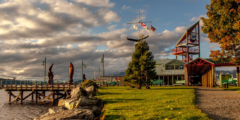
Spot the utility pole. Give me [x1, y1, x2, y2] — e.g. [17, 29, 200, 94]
[45, 57, 46, 84]
[82, 61, 83, 80]
[42, 57, 46, 84]
[102, 54, 104, 77]
[99, 67, 100, 78]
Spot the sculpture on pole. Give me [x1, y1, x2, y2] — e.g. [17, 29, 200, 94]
[47, 63, 54, 85]
[68, 62, 74, 84]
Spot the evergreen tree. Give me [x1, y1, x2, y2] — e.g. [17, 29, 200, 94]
[201, 0, 240, 63]
[124, 35, 158, 89]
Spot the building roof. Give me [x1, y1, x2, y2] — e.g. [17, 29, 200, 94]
[175, 21, 199, 47]
[155, 59, 185, 75]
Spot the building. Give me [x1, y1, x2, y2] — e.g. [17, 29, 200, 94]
[184, 57, 240, 87]
[155, 59, 185, 85]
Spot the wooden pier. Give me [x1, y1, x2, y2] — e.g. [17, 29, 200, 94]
[2, 84, 81, 105]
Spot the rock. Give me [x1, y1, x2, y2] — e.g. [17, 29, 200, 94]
[58, 99, 65, 107]
[85, 85, 99, 96]
[49, 107, 64, 114]
[64, 98, 80, 110]
[34, 108, 95, 120]
[70, 87, 88, 99]
[34, 112, 50, 120]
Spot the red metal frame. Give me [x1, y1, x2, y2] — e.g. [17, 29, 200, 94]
[172, 21, 200, 62]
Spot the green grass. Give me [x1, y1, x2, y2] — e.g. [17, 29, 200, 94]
[221, 85, 240, 91]
[96, 86, 209, 120]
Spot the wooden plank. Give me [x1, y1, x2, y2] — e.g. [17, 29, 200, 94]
[22, 92, 33, 100]
[20, 91, 23, 104]
[40, 92, 54, 102]
[184, 66, 189, 86]
[8, 91, 11, 103]
[12, 92, 21, 102]
[35, 91, 37, 103]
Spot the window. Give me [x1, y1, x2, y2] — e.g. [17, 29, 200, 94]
[175, 65, 179, 69]
[166, 65, 174, 70]
[180, 65, 184, 69]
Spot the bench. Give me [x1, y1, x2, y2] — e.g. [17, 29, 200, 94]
[150, 80, 163, 85]
[173, 80, 185, 86]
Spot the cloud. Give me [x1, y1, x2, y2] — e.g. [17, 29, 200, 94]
[107, 24, 117, 31]
[122, 5, 131, 10]
[174, 26, 188, 33]
[0, 0, 207, 80]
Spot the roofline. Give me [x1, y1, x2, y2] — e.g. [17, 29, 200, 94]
[164, 59, 186, 65]
[184, 57, 214, 66]
[175, 21, 200, 47]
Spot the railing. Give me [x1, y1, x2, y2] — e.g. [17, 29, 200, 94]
[172, 48, 199, 54]
[0, 80, 83, 89]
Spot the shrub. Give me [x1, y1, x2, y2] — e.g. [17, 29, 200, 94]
[81, 79, 99, 89]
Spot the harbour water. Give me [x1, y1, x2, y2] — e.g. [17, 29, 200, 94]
[0, 89, 51, 120]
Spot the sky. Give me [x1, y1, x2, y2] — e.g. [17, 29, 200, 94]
[0, 0, 229, 81]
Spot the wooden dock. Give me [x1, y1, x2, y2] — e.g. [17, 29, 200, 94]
[2, 84, 81, 105]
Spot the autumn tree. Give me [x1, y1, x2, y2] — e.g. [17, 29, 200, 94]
[201, 0, 240, 63]
[124, 35, 158, 89]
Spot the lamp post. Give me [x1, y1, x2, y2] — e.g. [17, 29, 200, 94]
[42, 57, 46, 84]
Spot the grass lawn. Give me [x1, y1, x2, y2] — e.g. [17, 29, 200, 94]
[220, 85, 240, 91]
[96, 86, 209, 120]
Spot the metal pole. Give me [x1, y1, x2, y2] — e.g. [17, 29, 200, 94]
[138, 10, 140, 39]
[82, 61, 83, 80]
[102, 54, 104, 77]
[44, 57, 46, 84]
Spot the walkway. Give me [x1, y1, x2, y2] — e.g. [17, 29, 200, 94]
[195, 87, 240, 120]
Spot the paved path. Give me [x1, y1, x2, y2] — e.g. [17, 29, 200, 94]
[195, 87, 240, 120]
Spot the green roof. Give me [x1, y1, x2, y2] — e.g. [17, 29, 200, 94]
[155, 59, 185, 75]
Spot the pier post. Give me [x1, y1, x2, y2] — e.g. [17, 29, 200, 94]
[52, 91, 55, 105]
[35, 91, 37, 103]
[20, 91, 23, 104]
[43, 91, 45, 98]
[32, 91, 33, 102]
[8, 91, 11, 104]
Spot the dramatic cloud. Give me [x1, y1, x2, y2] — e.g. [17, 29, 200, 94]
[0, 1, 213, 81]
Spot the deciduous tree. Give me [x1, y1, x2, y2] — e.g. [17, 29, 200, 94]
[201, 0, 240, 63]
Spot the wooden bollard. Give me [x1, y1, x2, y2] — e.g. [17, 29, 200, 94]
[8, 91, 11, 104]
[35, 82, 37, 89]
[74, 82, 77, 88]
[57, 83, 59, 89]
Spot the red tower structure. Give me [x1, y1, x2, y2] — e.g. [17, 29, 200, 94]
[172, 21, 200, 62]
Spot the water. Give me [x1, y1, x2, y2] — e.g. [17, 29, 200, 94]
[0, 90, 53, 120]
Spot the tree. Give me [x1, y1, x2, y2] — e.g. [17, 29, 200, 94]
[124, 35, 158, 89]
[201, 0, 240, 63]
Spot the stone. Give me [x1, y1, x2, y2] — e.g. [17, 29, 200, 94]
[64, 98, 80, 110]
[70, 87, 88, 99]
[48, 107, 64, 114]
[34, 109, 95, 120]
[58, 99, 65, 107]
[85, 86, 99, 96]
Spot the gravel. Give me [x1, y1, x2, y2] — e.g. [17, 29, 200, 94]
[195, 87, 240, 120]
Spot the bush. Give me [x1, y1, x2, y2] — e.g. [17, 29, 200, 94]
[81, 80, 99, 89]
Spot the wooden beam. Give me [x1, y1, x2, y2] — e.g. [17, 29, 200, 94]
[22, 92, 33, 100]
[12, 92, 21, 102]
[20, 91, 23, 104]
[184, 66, 189, 86]
[40, 92, 54, 103]
[35, 91, 37, 103]
[8, 91, 11, 103]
